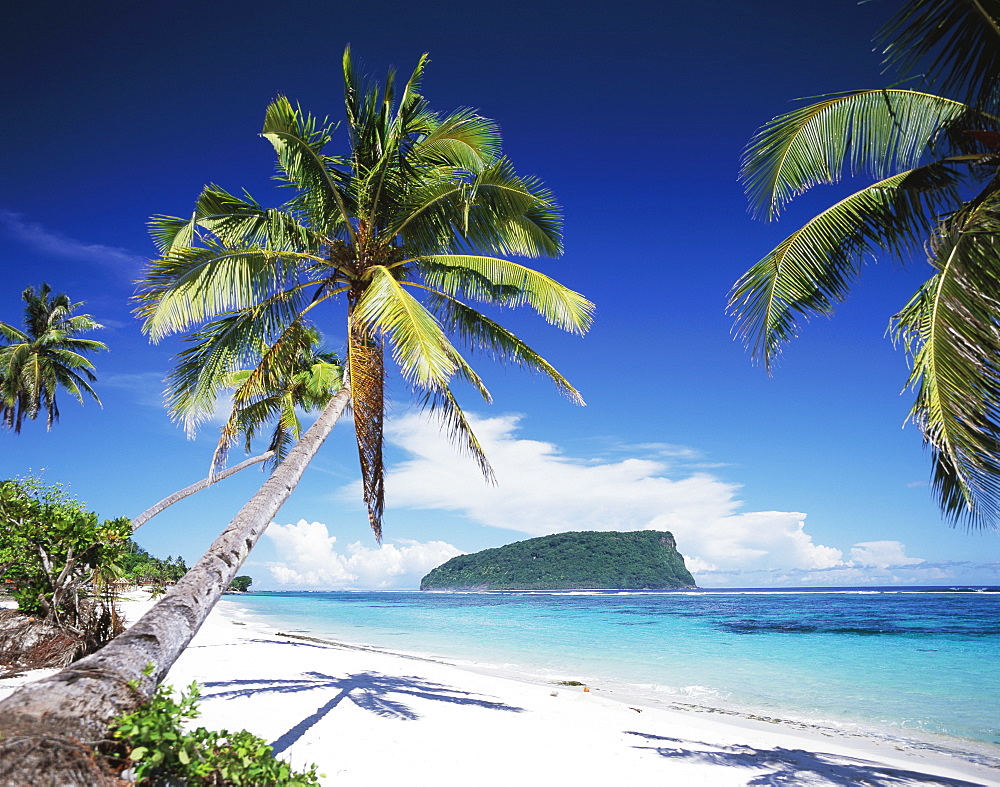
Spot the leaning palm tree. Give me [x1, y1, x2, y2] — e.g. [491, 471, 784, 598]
[730, 0, 1000, 530]
[138, 48, 591, 539]
[0, 283, 107, 432]
[0, 49, 592, 781]
[208, 326, 343, 476]
[128, 329, 342, 531]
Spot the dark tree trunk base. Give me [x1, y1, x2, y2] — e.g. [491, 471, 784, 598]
[0, 730, 124, 786]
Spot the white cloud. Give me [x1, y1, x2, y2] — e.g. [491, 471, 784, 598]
[337, 412, 943, 587]
[0, 209, 141, 273]
[850, 541, 924, 568]
[262, 519, 462, 589]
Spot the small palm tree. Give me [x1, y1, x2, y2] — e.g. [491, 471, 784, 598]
[0, 283, 107, 432]
[730, 0, 1000, 529]
[128, 330, 341, 532]
[210, 326, 343, 475]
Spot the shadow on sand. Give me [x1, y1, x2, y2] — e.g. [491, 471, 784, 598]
[626, 731, 986, 786]
[200, 670, 523, 754]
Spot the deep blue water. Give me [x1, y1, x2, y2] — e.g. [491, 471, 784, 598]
[223, 587, 1000, 754]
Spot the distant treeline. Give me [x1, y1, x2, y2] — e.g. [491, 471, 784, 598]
[122, 543, 188, 583]
[420, 530, 697, 591]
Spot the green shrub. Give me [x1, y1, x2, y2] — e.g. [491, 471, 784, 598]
[109, 680, 322, 785]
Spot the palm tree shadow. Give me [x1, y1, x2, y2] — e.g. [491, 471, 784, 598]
[201, 670, 523, 754]
[626, 731, 986, 786]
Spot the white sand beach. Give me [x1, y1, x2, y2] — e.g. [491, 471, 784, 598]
[2, 595, 998, 786]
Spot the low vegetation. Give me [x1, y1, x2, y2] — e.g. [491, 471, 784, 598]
[0, 477, 130, 669]
[105, 677, 321, 785]
[0, 477, 194, 672]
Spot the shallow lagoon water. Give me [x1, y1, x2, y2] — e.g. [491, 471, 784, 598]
[227, 587, 1000, 755]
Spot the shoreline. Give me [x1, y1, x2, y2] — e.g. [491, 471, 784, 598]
[222, 593, 1000, 768]
[167, 596, 1000, 785]
[2, 594, 998, 785]
[268, 622, 1000, 772]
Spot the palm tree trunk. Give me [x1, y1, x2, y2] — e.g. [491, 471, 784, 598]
[0, 387, 351, 785]
[130, 450, 275, 531]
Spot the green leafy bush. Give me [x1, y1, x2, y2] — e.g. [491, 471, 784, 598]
[0, 476, 129, 631]
[109, 680, 321, 785]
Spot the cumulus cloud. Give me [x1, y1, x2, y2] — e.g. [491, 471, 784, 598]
[850, 541, 924, 568]
[263, 519, 462, 589]
[337, 412, 938, 587]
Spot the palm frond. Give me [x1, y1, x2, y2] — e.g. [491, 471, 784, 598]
[742, 89, 978, 220]
[415, 386, 495, 483]
[731, 163, 964, 369]
[137, 244, 317, 341]
[164, 294, 310, 432]
[880, 0, 1000, 109]
[410, 109, 501, 170]
[893, 190, 1000, 529]
[262, 96, 352, 238]
[355, 265, 465, 390]
[348, 319, 385, 540]
[420, 254, 594, 334]
[429, 291, 585, 404]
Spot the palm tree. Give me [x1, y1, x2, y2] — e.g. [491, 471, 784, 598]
[0, 50, 592, 780]
[137, 47, 591, 538]
[209, 326, 343, 476]
[129, 329, 342, 531]
[0, 283, 107, 432]
[730, 0, 1000, 530]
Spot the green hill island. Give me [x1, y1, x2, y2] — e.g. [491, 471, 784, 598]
[420, 530, 697, 591]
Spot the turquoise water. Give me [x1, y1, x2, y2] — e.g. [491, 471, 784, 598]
[224, 588, 1000, 755]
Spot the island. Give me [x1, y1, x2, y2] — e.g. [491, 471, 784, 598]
[420, 530, 697, 591]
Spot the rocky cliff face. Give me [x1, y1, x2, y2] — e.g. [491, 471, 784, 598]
[420, 530, 697, 591]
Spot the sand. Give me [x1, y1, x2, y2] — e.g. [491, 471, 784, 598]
[2, 594, 998, 786]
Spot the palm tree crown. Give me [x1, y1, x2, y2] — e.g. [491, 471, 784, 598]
[0, 283, 107, 432]
[211, 326, 343, 475]
[136, 48, 593, 538]
[730, 0, 1000, 529]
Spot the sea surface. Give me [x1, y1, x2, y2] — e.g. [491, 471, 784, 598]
[225, 587, 1000, 761]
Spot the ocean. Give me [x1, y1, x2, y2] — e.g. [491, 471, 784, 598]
[224, 587, 1000, 763]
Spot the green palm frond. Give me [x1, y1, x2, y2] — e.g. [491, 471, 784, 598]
[893, 192, 1000, 528]
[880, 0, 1000, 109]
[262, 96, 352, 237]
[742, 89, 979, 220]
[420, 254, 594, 334]
[137, 244, 318, 341]
[410, 108, 501, 170]
[416, 385, 495, 483]
[429, 292, 584, 404]
[356, 265, 488, 396]
[463, 159, 563, 257]
[164, 295, 312, 432]
[731, 163, 964, 368]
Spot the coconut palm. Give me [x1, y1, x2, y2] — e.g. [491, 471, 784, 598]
[136, 46, 591, 538]
[129, 329, 342, 531]
[209, 326, 343, 475]
[729, 0, 1000, 529]
[0, 283, 107, 432]
[0, 50, 592, 780]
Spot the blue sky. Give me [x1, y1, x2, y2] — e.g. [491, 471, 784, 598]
[2, 0, 998, 589]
